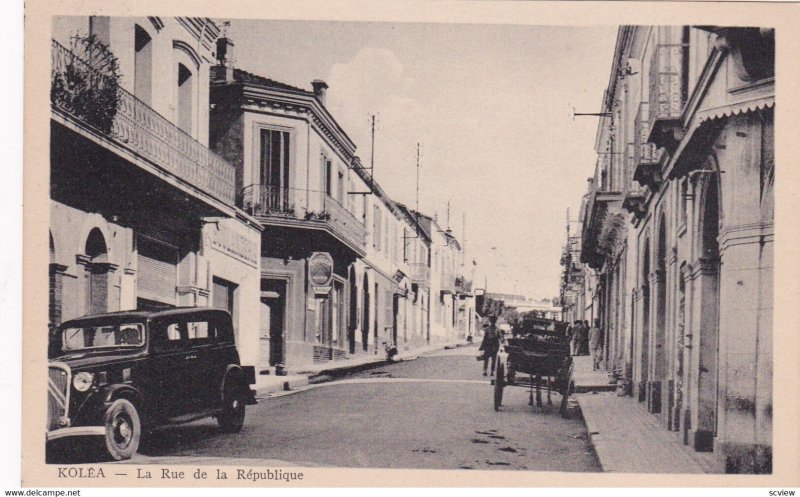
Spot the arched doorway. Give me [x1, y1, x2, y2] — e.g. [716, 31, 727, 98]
[639, 238, 651, 403]
[650, 215, 668, 415]
[361, 272, 370, 352]
[348, 267, 357, 354]
[84, 228, 109, 315]
[692, 172, 721, 451]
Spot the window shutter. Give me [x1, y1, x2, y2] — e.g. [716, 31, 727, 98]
[136, 236, 177, 306]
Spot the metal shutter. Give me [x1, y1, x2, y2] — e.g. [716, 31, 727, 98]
[137, 235, 177, 305]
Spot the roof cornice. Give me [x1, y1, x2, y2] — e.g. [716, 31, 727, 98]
[237, 84, 358, 159]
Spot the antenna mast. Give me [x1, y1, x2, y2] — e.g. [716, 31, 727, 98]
[370, 114, 376, 179]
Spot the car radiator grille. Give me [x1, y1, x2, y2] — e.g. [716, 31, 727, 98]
[47, 364, 70, 431]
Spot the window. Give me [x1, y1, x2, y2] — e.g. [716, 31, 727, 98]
[324, 156, 332, 196]
[177, 63, 193, 134]
[259, 129, 291, 210]
[187, 320, 209, 340]
[260, 129, 291, 187]
[166, 323, 181, 341]
[134, 25, 152, 105]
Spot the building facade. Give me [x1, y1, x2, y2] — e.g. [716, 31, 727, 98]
[208, 38, 454, 371]
[577, 26, 774, 473]
[49, 17, 263, 367]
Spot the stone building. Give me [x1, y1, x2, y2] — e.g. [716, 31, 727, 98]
[578, 25, 773, 473]
[49, 17, 263, 366]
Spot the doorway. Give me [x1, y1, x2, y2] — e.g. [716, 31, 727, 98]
[261, 279, 287, 368]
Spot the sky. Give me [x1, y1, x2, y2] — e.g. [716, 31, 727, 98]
[226, 19, 618, 301]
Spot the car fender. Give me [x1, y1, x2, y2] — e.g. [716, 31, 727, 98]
[220, 365, 245, 398]
[72, 384, 144, 426]
[101, 384, 145, 416]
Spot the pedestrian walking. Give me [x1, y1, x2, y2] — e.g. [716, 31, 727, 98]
[581, 320, 591, 355]
[569, 320, 579, 356]
[589, 319, 604, 370]
[479, 321, 501, 377]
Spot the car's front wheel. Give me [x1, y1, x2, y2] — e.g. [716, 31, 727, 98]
[218, 376, 246, 433]
[103, 398, 141, 461]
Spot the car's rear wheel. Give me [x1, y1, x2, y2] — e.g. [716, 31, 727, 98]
[218, 376, 246, 433]
[103, 398, 141, 461]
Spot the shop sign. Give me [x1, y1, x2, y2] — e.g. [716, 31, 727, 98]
[204, 219, 259, 268]
[309, 252, 333, 296]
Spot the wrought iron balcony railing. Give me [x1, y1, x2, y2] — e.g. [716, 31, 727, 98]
[51, 39, 236, 205]
[634, 102, 662, 166]
[647, 43, 685, 147]
[321, 194, 367, 248]
[241, 184, 294, 217]
[455, 275, 472, 294]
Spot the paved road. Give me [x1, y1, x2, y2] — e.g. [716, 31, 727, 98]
[123, 345, 600, 472]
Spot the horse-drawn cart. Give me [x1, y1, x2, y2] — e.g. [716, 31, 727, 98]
[492, 317, 574, 417]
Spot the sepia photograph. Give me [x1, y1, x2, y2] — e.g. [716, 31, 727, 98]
[17, 0, 800, 490]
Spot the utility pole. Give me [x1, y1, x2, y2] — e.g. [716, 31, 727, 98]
[370, 114, 376, 179]
[461, 212, 466, 268]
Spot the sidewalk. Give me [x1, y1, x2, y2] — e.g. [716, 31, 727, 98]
[253, 340, 467, 397]
[573, 356, 719, 474]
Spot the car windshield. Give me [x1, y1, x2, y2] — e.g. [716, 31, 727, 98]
[62, 322, 145, 351]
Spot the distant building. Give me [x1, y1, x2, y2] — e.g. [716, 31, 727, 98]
[578, 26, 773, 473]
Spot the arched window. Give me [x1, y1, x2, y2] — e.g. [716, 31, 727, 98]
[177, 63, 193, 134]
[85, 228, 109, 315]
[134, 25, 152, 105]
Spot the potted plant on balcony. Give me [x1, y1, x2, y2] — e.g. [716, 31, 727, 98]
[51, 34, 121, 135]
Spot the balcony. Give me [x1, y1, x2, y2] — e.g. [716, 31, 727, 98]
[633, 102, 664, 190]
[647, 44, 685, 150]
[242, 183, 366, 252]
[51, 39, 236, 205]
[455, 275, 473, 295]
[408, 262, 431, 286]
[242, 184, 295, 217]
[321, 195, 367, 250]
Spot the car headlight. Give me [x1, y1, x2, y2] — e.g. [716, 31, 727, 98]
[73, 372, 94, 392]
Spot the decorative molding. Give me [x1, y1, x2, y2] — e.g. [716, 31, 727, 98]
[173, 40, 202, 68]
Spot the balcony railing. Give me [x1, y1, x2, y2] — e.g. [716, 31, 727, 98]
[647, 43, 685, 146]
[408, 262, 431, 285]
[634, 102, 662, 166]
[322, 195, 367, 248]
[51, 39, 236, 205]
[242, 184, 294, 217]
[455, 275, 472, 294]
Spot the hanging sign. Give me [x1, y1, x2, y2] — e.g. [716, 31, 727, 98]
[309, 252, 334, 296]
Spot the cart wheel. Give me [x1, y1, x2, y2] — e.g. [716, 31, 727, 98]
[494, 362, 505, 411]
[507, 364, 516, 386]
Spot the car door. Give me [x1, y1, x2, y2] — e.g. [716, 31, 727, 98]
[185, 314, 214, 411]
[148, 318, 191, 419]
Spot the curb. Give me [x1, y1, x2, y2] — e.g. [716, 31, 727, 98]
[254, 341, 467, 397]
[575, 395, 612, 473]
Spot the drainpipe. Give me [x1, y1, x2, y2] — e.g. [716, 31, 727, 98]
[196, 18, 211, 142]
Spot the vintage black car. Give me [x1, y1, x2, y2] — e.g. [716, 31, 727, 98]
[47, 308, 256, 461]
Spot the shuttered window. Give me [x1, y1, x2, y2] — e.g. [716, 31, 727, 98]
[137, 235, 177, 306]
